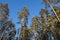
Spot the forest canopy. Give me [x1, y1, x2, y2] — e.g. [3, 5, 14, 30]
[0, 0, 60, 40]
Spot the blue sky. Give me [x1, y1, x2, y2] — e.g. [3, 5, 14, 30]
[0, 0, 45, 29]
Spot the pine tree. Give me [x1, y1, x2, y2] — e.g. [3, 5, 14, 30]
[0, 3, 16, 40]
[18, 6, 30, 40]
[42, 0, 60, 40]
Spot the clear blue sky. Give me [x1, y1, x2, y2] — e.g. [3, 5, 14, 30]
[0, 0, 45, 29]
